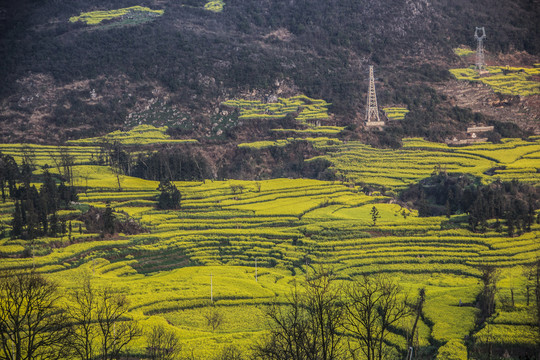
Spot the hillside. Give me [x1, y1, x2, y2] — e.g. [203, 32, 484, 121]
[0, 135, 539, 358]
[0, 0, 539, 143]
[1, 2, 540, 359]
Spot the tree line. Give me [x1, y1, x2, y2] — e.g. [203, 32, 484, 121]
[2, 262, 540, 360]
[0, 151, 147, 242]
[400, 171, 540, 236]
[89, 141, 332, 183]
[470, 263, 540, 358]
[0, 267, 418, 360]
[10, 168, 78, 240]
[253, 267, 421, 360]
[0, 269, 144, 360]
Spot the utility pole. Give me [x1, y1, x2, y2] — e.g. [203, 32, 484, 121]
[407, 346, 414, 360]
[365, 65, 385, 128]
[474, 27, 486, 70]
[210, 273, 213, 302]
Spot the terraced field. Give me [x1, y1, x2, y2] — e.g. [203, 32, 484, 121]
[383, 107, 409, 121]
[271, 126, 346, 135]
[67, 124, 197, 146]
[453, 47, 476, 57]
[69, 6, 164, 26]
[0, 137, 539, 358]
[204, 0, 225, 12]
[223, 95, 331, 125]
[315, 137, 540, 188]
[238, 137, 342, 149]
[449, 65, 540, 96]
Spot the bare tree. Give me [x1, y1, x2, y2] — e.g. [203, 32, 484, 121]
[66, 277, 98, 360]
[96, 287, 140, 360]
[214, 345, 244, 360]
[67, 280, 140, 360]
[0, 270, 71, 360]
[477, 266, 499, 325]
[48, 148, 74, 186]
[407, 288, 425, 360]
[343, 274, 410, 360]
[253, 266, 346, 360]
[146, 324, 182, 360]
[304, 267, 345, 360]
[253, 284, 311, 360]
[204, 306, 224, 332]
[520, 259, 540, 360]
[60, 148, 75, 187]
[532, 259, 540, 357]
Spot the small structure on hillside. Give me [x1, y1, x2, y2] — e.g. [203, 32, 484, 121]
[365, 65, 385, 128]
[445, 125, 494, 145]
[467, 125, 494, 141]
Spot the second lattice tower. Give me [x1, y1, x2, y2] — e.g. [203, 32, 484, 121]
[365, 65, 385, 127]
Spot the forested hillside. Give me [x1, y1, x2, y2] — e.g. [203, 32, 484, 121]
[0, 0, 538, 142]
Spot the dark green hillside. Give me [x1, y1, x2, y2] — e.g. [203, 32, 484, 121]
[0, 0, 538, 142]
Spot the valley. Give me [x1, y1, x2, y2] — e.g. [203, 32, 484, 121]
[0, 0, 539, 358]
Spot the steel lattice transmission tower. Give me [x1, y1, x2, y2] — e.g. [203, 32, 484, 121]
[474, 27, 486, 70]
[365, 65, 384, 127]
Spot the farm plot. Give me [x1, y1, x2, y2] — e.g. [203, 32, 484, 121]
[69, 6, 164, 26]
[314, 137, 540, 188]
[0, 141, 539, 358]
[67, 124, 197, 146]
[238, 137, 341, 149]
[0, 144, 100, 167]
[204, 0, 225, 12]
[383, 107, 409, 120]
[453, 47, 476, 57]
[449, 65, 540, 96]
[222, 95, 331, 125]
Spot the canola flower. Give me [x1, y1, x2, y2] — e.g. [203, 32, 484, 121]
[204, 0, 225, 12]
[69, 6, 164, 25]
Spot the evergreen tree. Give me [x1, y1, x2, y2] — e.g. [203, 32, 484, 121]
[20, 160, 33, 187]
[40, 170, 58, 214]
[49, 212, 59, 237]
[11, 200, 23, 238]
[370, 206, 380, 227]
[25, 198, 39, 240]
[0, 154, 19, 202]
[60, 220, 67, 240]
[103, 202, 115, 235]
[157, 180, 182, 210]
[506, 213, 515, 237]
